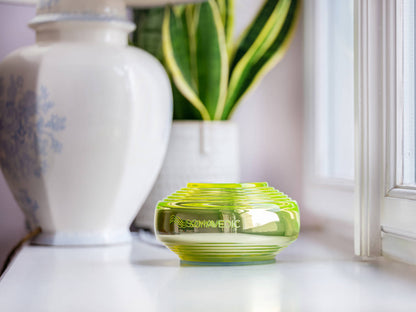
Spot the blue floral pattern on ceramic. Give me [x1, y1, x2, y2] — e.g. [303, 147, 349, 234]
[0, 75, 66, 226]
[0, 75, 66, 180]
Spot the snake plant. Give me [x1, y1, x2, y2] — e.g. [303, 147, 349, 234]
[132, 0, 300, 120]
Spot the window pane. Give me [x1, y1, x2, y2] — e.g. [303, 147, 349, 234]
[403, 0, 416, 185]
[315, 0, 354, 180]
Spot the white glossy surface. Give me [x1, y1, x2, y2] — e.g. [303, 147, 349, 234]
[1, 230, 416, 311]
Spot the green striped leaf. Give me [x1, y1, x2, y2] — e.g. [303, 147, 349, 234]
[216, 0, 235, 53]
[134, 0, 300, 122]
[185, 5, 199, 93]
[163, 6, 211, 120]
[132, 8, 165, 64]
[193, 1, 229, 120]
[133, 7, 201, 119]
[172, 83, 203, 120]
[173, 4, 186, 16]
[229, 0, 285, 70]
[172, 7, 202, 119]
[221, 0, 300, 119]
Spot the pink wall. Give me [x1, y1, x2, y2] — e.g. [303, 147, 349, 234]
[0, 2, 304, 266]
[0, 3, 36, 268]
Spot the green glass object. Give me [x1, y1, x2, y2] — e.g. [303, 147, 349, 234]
[155, 182, 300, 265]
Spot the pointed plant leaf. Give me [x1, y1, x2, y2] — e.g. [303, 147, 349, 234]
[163, 6, 211, 120]
[216, 0, 234, 54]
[185, 5, 199, 93]
[228, 0, 291, 85]
[250, 0, 292, 64]
[173, 4, 186, 16]
[222, 0, 300, 119]
[172, 82, 203, 120]
[229, 0, 283, 70]
[194, 1, 228, 120]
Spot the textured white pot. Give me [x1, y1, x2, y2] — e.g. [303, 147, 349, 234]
[0, 0, 172, 245]
[134, 121, 240, 231]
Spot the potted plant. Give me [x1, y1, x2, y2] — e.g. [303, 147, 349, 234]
[131, 0, 300, 230]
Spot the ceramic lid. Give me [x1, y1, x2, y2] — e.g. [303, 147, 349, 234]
[30, 0, 128, 25]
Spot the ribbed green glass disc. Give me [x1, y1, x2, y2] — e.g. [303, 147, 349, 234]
[155, 182, 300, 265]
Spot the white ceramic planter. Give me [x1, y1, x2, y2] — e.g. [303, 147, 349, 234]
[0, 0, 172, 245]
[134, 121, 240, 231]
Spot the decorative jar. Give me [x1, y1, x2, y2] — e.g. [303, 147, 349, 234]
[0, 0, 172, 245]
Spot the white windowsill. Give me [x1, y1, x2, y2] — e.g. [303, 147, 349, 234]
[1, 230, 416, 311]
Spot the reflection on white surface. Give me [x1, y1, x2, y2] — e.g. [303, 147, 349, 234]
[157, 264, 283, 312]
[0, 244, 155, 312]
[1, 232, 416, 311]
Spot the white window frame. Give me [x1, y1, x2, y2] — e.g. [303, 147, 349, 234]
[356, 0, 416, 263]
[303, 0, 355, 229]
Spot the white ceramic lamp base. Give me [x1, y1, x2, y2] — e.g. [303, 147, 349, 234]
[0, 0, 172, 245]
